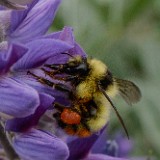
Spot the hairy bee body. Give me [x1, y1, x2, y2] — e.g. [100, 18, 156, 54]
[29, 55, 141, 137]
[56, 57, 118, 136]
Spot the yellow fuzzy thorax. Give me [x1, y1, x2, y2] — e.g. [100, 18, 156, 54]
[75, 58, 118, 99]
[75, 58, 107, 99]
[87, 58, 108, 78]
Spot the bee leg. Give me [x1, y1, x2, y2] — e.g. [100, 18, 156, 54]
[27, 71, 72, 93]
[44, 63, 67, 70]
[54, 103, 80, 114]
[54, 103, 68, 111]
[41, 68, 78, 81]
[53, 83, 72, 93]
[27, 71, 54, 87]
[41, 67, 61, 77]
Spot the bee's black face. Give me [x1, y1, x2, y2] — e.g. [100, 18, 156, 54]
[65, 62, 88, 75]
[63, 58, 89, 77]
[99, 70, 113, 89]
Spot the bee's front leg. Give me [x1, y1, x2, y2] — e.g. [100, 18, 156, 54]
[27, 71, 72, 93]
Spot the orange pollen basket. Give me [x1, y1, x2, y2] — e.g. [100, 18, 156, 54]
[64, 127, 91, 137]
[61, 108, 81, 124]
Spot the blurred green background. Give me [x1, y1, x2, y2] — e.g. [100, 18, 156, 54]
[51, 0, 160, 159]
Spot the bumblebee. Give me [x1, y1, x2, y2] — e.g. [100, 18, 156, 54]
[28, 55, 141, 138]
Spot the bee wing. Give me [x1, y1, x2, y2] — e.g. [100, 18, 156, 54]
[114, 78, 141, 105]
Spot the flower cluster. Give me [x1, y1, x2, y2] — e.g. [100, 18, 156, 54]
[0, 0, 145, 160]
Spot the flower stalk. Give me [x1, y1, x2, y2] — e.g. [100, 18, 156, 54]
[0, 123, 19, 160]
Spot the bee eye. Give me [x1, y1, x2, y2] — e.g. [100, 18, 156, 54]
[65, 63, 88, 75]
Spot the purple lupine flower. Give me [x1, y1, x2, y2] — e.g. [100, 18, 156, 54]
[6, 25, 135, 160]
[0, 8, 82, 160]
[9, 0, 62, 43]
[66, 128, 146, 160]
[5, 26, 84, 132]
[11, 26, 85, 101]
[0, 1, 145, 160]
[0, 0, 76, 141]
[92, 130, 133, 158]
[65, 128, 131, 160]
[0, 0, 33, 10]
[0, 0, 63, 72]
[0, 0, 71, 120]
[0, 42, 43, 120]
[0, 0, 62, 50]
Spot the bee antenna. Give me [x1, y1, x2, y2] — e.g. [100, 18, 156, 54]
[61, 52, 74, 58]
[98, 85, 129, 139]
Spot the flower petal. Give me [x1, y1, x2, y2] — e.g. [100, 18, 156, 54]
[11, 39, 73, 71]
[58, 26, 75, 46]
[13, 129, 69, 160]
[115, 133, 133, 158]
[91, 126, 108, 154]
[67, 134, 101, 160]
[67, 126, 107, 160]
[0, 77, 39, 118]
[5, 93, 54, 132]
[43, 26, 74, 44]
[69, 42, 87, 57]
[9, 0, 39, 33]
[45, 27, 87, 64]
[46, 43, 87, 65]
[10, 0, 62, 43]
[13, 73, 70, 106]
[0, 43, 28, 74]
[105, 140, 119, 157]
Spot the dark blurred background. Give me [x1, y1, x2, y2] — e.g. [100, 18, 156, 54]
[51, 0, 160, 158]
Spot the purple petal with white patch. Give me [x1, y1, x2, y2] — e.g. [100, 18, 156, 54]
[0, 77, 39, 119]
[115, 133, 133, 158]
[5, 92, 54, 132]
[13, 129, 69, 160]
[9, 0, 62, 43]
[105, 140, 119, 157]
[11, 39, 73, 71]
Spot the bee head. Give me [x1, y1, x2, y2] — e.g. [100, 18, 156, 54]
[64, 56, 89, 76]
